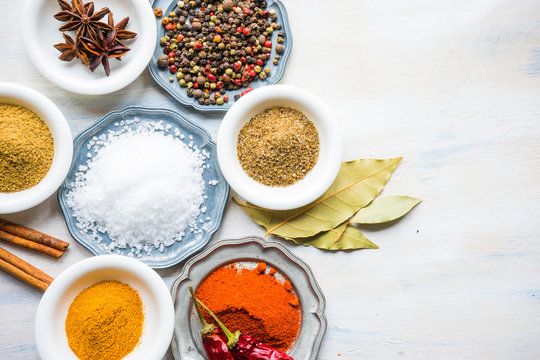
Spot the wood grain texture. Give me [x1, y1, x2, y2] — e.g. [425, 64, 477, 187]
[1, 0, 540, 359]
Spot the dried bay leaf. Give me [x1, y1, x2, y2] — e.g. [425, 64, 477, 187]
[289, 222, 379, 250]
[234, 157, 402, 238]
[351, 196, 422, 224]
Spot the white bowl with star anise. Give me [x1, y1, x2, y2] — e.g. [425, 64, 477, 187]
[22, 0, 156, 95]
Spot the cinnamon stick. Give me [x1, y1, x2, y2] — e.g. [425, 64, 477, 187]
[0, 219, 69, 251]
[0, 258, 50, 292]
[0, 229, 64, 258]
[0, 246, 54, 284]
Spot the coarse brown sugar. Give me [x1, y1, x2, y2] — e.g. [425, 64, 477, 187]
[0, 104, 54, 193]
[237, 106, 320, 187]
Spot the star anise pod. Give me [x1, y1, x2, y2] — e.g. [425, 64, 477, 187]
[107, 12, 137, 40]
[53, 33, 90, 66]
[58, 0, 111, 41]
[81, 29, 130, 76]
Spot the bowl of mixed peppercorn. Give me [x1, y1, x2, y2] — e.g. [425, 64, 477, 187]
[149, 0, 292, 111]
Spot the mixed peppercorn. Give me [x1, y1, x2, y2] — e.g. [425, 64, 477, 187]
[155, 0, 286, 106]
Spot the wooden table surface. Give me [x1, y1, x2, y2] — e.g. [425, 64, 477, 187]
[2, 0, 540, 359]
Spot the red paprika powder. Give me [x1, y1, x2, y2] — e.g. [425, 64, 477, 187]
[196, 262, 301, 352]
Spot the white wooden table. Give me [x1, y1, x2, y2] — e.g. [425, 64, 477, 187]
[2, 0, 540, 359]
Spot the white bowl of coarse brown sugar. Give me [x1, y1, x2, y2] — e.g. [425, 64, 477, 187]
[217, 84, 343, 210]
[0, 83, 72, 214]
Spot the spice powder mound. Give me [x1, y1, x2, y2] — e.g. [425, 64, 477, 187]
[196, 262, 301, 352]
[65, 280, 144, 360]
[237, 107, 320, 187]
[0, 104, 54, 193]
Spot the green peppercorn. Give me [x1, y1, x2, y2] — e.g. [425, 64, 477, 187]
[179, 79, 187, 87]
[264, 68, 271, 75]
[216, 97, 224, 105]
[189, 1, 196, 7]
[171, 38, 177, 44]
[177, 1, 184, 7]
[169, 77, 174, 82]
[266, 27, 273, 33]
[254, 65, 261, 73]
[192, 65, 200, 73]
[176, 72, 184, 79]
[177, 23, 182, 30]
[187, 81, 193, 88]
[211, 15, 217, 22]
[272, 59, 278, 65]
[259, 71, 267, 80]
[277, 37, 284, 44]
[170, 43, 178, 51]
[204, 81, 211, 89]
[210, 82, 217, 89]
[160, 37, 168, 46]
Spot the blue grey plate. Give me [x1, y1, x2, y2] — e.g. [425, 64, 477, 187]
[57, 107, 229, 269]
[170, 236, 327, 360]
[148, 0, 293, 112]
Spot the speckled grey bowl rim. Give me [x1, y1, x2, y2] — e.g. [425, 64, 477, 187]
[57, 106, 229, 269]
[147, 0, 293, 112]
[170, 236, 327, 360]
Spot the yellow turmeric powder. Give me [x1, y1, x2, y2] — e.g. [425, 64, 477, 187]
[65, 280, 144, 360]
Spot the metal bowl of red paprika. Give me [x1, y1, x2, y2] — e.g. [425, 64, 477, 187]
[170, 236, 326, 360]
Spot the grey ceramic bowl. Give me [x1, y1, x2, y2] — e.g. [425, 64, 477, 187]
[57, 107, 229, 269]
[170, 236, 327, 360]
[148, 0, 293, 112]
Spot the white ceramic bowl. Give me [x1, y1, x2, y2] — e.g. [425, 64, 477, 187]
[35, 255, 175, 360]
[0, 83, 73, 214]
[22, 0, 156, 95]
[217, 85, 343, 210]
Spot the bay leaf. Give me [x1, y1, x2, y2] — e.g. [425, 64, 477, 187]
[350, 196, 422, 224]
[288, 222, 379, 250]
[235, 157, 402, 238]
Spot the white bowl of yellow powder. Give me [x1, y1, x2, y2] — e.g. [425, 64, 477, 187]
[0, 83, 72, 214]
[35, 255, 175, 360]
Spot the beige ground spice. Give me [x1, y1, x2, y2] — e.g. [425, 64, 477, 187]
[0, 104, 54, 193]
[237, 107, 320, 187]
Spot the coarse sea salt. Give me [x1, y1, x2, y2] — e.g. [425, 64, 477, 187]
[66, 121, 209, 255]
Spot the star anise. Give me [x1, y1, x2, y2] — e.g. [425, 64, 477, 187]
[57, 0, 111, 41]
[53, 33, 90, 66]
[107, 12, 137, 40]
[81, 29, 130, 76]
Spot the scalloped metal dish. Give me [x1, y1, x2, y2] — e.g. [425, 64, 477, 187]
[170, 236, 326, 360]
[57, 107, 229, 269]
[148, 0, 293, 112]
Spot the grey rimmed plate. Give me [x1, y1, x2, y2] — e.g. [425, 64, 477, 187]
[170, 236, 326, 360]
[148, 0, 293, 112]
[57, 107, 229, 269]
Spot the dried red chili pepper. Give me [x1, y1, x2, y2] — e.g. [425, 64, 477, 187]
[189, 286, 234, 360]
[193, 293, 294, 360]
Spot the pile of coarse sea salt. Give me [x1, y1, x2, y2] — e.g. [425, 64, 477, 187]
[66, 119, 217, 255]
